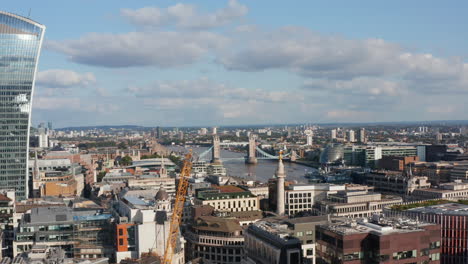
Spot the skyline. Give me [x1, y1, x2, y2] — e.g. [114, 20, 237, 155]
[4, 0, 468, 127]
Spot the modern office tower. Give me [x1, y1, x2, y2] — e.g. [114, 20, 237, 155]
[0, 12, 45, 200]
[47, 121, 52, 130]
[347, 130, 355, 142]
[156, 126, 163, 138]
[330, 129, 337, 140]
[358, 128, 366, 143]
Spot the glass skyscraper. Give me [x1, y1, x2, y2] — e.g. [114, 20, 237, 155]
[0, 11, 45, 200]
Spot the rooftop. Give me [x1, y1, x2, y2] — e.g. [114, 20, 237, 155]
[407, 202, 468, 216]
[193, 216, 242, 233]
[320, 216, 433, 236]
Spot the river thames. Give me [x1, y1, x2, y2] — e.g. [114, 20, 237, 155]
[169, 146, 314, 184]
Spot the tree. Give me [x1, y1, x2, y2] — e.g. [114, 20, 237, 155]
[97, 171, 107, 182]
[121, 156, 133, 166]
[118, 142, 127, 150]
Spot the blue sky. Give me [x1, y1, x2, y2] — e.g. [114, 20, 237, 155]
[4, 0, 468, 127]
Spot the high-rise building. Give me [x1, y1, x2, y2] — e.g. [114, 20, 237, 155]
[347, 130, 355, 142]
[0, 12, 45, 200]
[358, 128, 367, 144]
[212, 126, 217, 135]
[306, 134, 313, 146]
[330, 129, 337, 140]
[156, 126, 163, 139]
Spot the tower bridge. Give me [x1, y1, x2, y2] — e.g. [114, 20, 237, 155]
[197, 135, 300, 163]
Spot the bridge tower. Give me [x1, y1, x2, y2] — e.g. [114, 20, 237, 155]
[211, 135, 222, 164]
[290, 150, 297, 162]
[246, 134, 258, 164]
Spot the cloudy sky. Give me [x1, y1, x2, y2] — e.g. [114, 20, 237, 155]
[5, 0, 468, 128]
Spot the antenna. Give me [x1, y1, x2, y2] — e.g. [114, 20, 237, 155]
[28, 8, 31, 18]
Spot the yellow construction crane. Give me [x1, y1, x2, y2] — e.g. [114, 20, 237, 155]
[162, 152, 192, 264]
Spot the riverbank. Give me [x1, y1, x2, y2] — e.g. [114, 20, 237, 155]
[291, 160, 320, 169]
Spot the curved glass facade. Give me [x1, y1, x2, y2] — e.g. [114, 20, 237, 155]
[0, 12, 45, 200]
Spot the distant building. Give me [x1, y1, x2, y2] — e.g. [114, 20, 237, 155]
[319, 186, 402, 218]
[378, 155, 419, 171]
[199, 128, 208, 135]
[330, 129, 337, 140]
[412, 161, 454, 185]
[316, 216, 441, 264]
[365, 170, 430, 195]
[412, 181, 468, 199]
[357, 128, 366, 144]
[347, 130, 355, 143]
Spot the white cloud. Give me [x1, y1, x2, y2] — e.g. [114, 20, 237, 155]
[46, 31, 227, 68]
[33, 97, 81, 110]
[121, 0, 248, 30]
[36, 69, 96, 88]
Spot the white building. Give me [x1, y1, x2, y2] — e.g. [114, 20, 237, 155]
[114, 186, 185, 264]
[285, 184, 345, 215]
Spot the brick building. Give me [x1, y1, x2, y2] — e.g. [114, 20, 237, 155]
[316, 216, 441, 263]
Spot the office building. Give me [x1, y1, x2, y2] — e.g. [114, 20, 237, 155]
[14, 205, 114, 259]
[449, 164, 468, 181]
[411, 161, 454, 185]
[344, 145, 418, 167]
[411, 181, 468, 199]
[319, 186, 402, 218]
[0, 12, 46, 200]
[185, 216, 244, 264]
[282, 216, 328, 263]
[194, 186, 259, 213]
[285, 184, 345, 216]
[243, 221, 303, 264]
[378, 155, 419, 171]
[385, 202, 468, 263]
[365, 170, 430, 195]
[316, 216, 441, 264]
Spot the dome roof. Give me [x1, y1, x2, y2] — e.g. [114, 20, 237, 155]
[155, 185, 169, 201]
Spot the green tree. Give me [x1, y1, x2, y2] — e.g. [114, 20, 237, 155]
[121, 156, 133, 166]
[97, 171, 107, 182]
[118, 142, 127, 150]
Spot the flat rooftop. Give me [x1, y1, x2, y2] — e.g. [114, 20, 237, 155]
[320, 217, 432, 236]
[408, 203, 468, 216]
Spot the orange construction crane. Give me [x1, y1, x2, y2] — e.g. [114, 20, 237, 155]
[162, 152, 192, 264]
